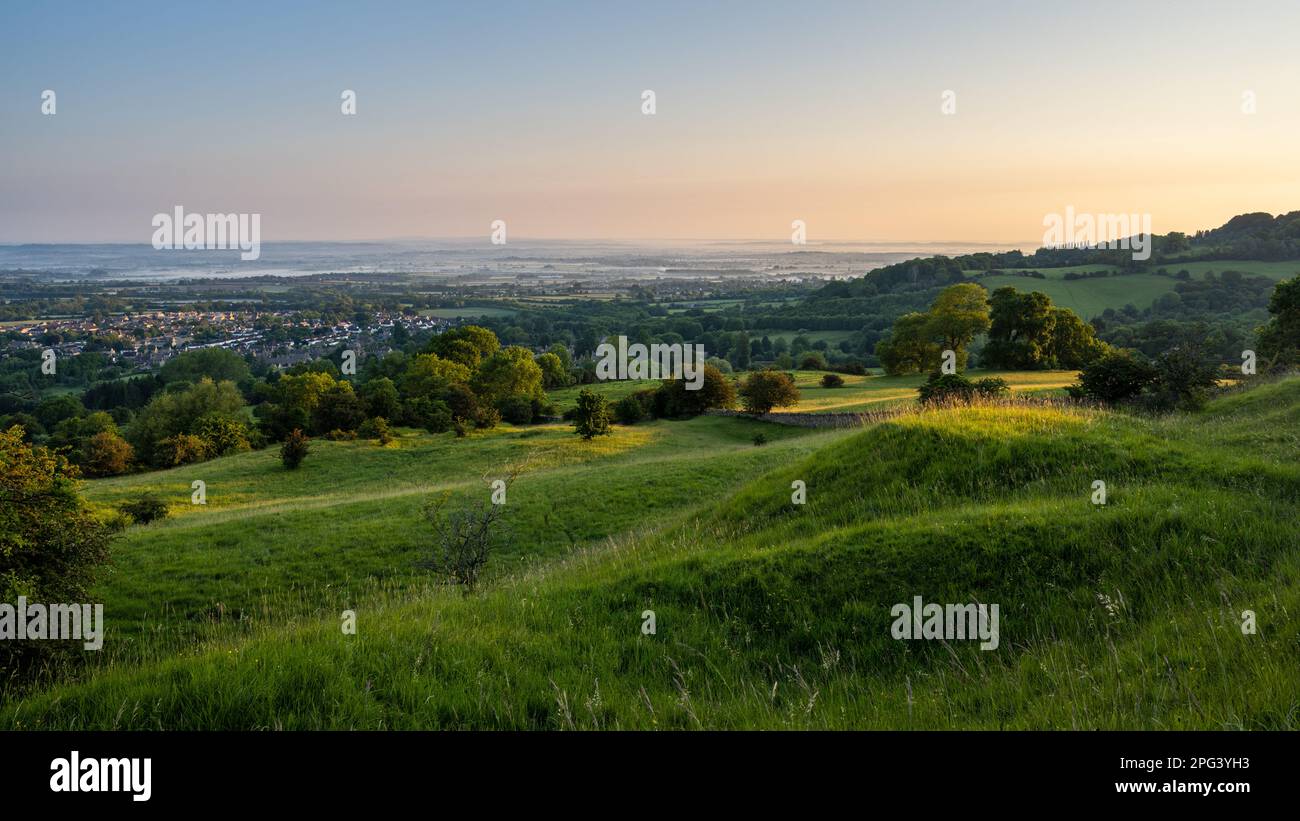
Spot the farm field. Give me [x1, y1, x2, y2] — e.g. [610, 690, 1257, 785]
[973, 273, 1177, 318]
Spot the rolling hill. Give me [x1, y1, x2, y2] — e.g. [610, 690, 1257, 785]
[5, 375, 1298, 730]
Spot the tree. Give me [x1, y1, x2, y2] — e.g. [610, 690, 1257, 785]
[654, 365, 736, 417]
[923, 283, 991, 367]
[130, 378, 246, 466]
[1047, 307, 1108, 368]
[311, 381, 367, 434]
[160, 347, 251, 386]
[280, 428, 310, 469]
[1, 426, 114, 676]
[1257, 276, 1300, 370]
[799, 352, 828, 370]
[730, 331, 751, 370]
[821, 373, 845, 388]
[427, 325, 500, 369]
[739, 369, 800, 414]
[572, 388, 612, 440]
[472, 346, 545, 407]
[536, 352, 569, 389]
[875, 312, 939, 375]
[1074, 350, 1158, 403]
[981, 288, 1056, 369]
[546, 343, 573, 370]
[81, 430, 134, 477]
[359, 377, 401, 420]
[402, 354, 472, 401]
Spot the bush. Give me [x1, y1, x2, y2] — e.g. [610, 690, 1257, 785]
[474, 406, 501, 430]
[1, 428, 114, 678]
[1075, 350, 1158, 404]
[280, 428, 310, 469]
[917, 373, 975, 404]
[81, 430, 133, 477]
[1146, 344, 1220, 411]
[497, 395, 535, 425]
[653, 365, 736, 418]
[799, 352, 829, 370]
[739, 370, 800, 414]
[614, 393, 649, 424]
[752, 433, 768, 446]
[157, 433, 213, 466]
[572, 388, 612, 440]
[820, 373, 845, 388]
[420, 470, 518, 595]
[972, 377, 1010, 398]
[118, 494, 169, 525]
[358, 416, 394, 445]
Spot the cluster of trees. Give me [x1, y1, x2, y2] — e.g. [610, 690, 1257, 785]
[0, 325, 565, 477]
[1071, 276, 1299, 410]
[873, 283, 1107, 375]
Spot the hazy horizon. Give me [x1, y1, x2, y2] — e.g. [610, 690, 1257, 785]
[5, 0, 1299, 244]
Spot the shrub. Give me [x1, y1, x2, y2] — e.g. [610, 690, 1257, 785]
[453, 419, 468, 438]
[1146, 344, 1220, 411]
[81, 430, 133, 477]
[799, 352, 828, 370]
[572, 388, 612, 440]
[820, 373, 845, 388]
[654, 365, 736, 417]
[157, 433, 213, 466]
[118, 494, 169, 525]
[280, 429, 310, 469]
[498, 395, 535, 425]
[917, 373, 976, 404]
[752, 432, 768, 446]
[419, 469, 518, 595]
[972, 377, 1010, 398]
[324, 428, 356, 441]
[1075, 350, 1158, 404]
[474, 406, 501, 430]
[358, 416, 394, 445]
[739, 370, 800, 414]
[1, 428, 114, 678]
[614, 393, 649, 424]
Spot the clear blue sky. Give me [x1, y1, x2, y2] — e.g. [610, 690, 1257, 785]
[3, 0, 1298, 242]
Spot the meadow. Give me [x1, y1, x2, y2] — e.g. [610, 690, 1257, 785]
[4, 375, 1298, 730]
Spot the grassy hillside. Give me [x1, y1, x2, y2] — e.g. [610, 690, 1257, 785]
[973, 273, 1178, 318]
[550, 370, 1076, 414]
[5, 378, 1298, 730]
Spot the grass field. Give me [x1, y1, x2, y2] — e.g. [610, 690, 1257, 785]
[1161, 260, 1300, 281]
[5, 376, 1298, 730]
[973, 273, 1177, 318]
[419, 307, 517, 319]
[549, 370, 1076, 414]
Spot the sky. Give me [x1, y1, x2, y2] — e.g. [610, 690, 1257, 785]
[2, 0, 1299, 244]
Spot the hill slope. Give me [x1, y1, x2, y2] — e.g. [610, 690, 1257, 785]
[5, 379, 1299, 729]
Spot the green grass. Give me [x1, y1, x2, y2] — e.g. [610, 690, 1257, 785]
[785, 369, 1077, 413]
[964, 264, 1119, 280]
[4, 377, 1298, 730]
[1160, 260, 1300, 281]
[973, 273, 1177, 318]
[419, 307, 517, 319]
